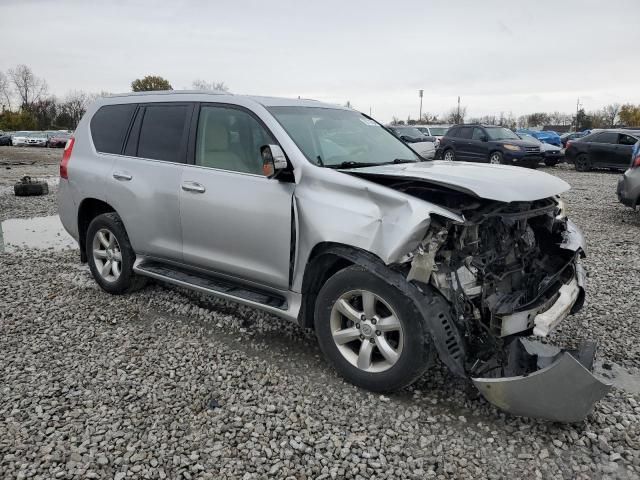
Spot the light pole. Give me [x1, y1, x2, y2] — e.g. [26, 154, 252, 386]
[418, 90, 423, 122]
[575, 98, 582, 131]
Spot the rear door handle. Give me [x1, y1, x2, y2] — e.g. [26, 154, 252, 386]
[112, 172, 132, 181]
[181, 181, 206, 193]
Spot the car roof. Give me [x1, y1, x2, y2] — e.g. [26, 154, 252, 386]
[101, 90, 350, 110]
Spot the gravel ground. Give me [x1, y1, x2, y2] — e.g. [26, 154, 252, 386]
[1, 160, 639, 479]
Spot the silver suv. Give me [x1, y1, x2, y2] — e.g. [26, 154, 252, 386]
[58, 91, 610, 422]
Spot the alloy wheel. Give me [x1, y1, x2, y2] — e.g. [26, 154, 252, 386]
[92, 228, 122, 283]
[444, 150, 454, 161]
[490, 153, 502, 164]
[329, 290, 404, 373]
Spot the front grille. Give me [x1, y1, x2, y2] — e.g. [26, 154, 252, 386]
[525, 146, 540, 153]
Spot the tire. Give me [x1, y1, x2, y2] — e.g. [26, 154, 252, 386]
[544, 158, 559, 167]
[574, 154, 591, 172]
[489, 151, 503, 165]
[314, 265, 433, 392]
[14, 182, 48, 196]
[443, 149, 455, 161]
[86, 212, 147, 295]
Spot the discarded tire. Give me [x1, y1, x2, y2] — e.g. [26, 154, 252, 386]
[14, 176, 49, 196]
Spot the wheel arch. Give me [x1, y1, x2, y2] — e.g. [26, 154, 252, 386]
[298, 242, 467, 377]
[77, 198, 116, 262]
[298, 243, 385, 329]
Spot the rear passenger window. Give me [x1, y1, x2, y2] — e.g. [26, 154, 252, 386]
[619, 134, 638, 146]
[137, 105, 190, 163]
[458, 127, 473, 139]
[591, 132, 617, 144]
[90, 104, 136, 154]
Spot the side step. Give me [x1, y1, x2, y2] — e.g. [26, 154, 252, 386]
[134, 261, 288, 310]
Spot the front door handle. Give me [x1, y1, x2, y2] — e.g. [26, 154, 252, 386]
[112, 172, 132, 181]
[181, 181, 206, 193]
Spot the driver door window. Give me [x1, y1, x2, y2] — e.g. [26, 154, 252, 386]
[195, 106, 275, 175]
[472, 128, 485, 140]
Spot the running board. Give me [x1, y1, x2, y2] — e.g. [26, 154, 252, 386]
[134, 261, 288, 310]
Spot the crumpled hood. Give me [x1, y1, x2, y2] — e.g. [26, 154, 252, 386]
[345, 161, 570, 202]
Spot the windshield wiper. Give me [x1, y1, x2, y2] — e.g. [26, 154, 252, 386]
[325, 161, 379, 169]
[389, 158, 417, 164]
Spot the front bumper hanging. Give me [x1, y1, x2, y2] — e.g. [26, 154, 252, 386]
[471, 338, 612, 422]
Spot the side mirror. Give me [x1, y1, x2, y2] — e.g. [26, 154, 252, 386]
[261, 145, 288, 177]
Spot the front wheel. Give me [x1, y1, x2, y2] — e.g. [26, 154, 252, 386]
[86, 212, 147, 295]
[443, 149, 455, 161]
[314, 266, 432, 392]
[489, 151, 503, 164]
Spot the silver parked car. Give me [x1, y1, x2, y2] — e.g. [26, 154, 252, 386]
[58, 91, 610, 422]
[617, 141, 640, 209]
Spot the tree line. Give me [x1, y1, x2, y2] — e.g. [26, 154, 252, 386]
[391, 102, 640, 130]
[0, 67, 228, 132]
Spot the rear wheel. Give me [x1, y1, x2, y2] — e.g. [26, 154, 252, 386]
[314, 265, 432, 392]
[489, 151, 503, 165]
[86, 212, 147, 294]
[574, 154, 591, 172]
[443, 149, 455, 161]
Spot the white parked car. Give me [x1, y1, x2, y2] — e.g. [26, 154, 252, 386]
[10, 131, 31, 146]
[25, 131, 49, 147]
[518, 132, 565, 166]
[415, 125, 451, 147]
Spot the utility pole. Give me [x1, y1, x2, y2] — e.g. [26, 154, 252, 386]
[457, 96, 461, 123]
[418, 89, 423, 122]
[575, 98, 581, 131]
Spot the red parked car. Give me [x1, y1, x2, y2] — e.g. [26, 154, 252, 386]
[47, 131, 72, 148]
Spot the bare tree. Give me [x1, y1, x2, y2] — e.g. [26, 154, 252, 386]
[444, 106, 466, 124]
[8, 64, 48, 109]
[0, 71, 13, 111]
[60, 90, 90, 128]
[192, 79, 229, 92]
[602, 103, 620, 128]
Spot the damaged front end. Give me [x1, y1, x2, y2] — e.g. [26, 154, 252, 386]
[397, 185, 611, 422]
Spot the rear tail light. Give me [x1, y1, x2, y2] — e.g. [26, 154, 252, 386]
[632, 153, 640, 169]
[60, 137, 75, 179]
[566, 140, 572, 149]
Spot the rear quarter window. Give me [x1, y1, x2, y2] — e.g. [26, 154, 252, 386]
[90, 104, 137, 154]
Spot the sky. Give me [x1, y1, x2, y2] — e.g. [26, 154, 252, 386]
[1, 0, 639, 123]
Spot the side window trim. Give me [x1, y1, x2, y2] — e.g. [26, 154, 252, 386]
[187, 102, 288, 176]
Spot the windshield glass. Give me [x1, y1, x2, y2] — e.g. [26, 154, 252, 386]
[519, 133, 541, 145]
[268, 106, 420, 167]
[428, 127, 448, 135]
[28, 132, 45, 137]
[486, 127, 520, 141]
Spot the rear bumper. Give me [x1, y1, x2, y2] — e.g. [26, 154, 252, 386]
[472, 338, 611, 422]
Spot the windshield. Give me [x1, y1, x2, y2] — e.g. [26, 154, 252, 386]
[268, 106, 420, 167]
[486, 127, 520, 141]
[428, 127, 448, 135]
[28, 132, 45, 137]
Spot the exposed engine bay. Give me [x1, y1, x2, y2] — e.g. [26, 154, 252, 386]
[350, 173, 611, 422]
